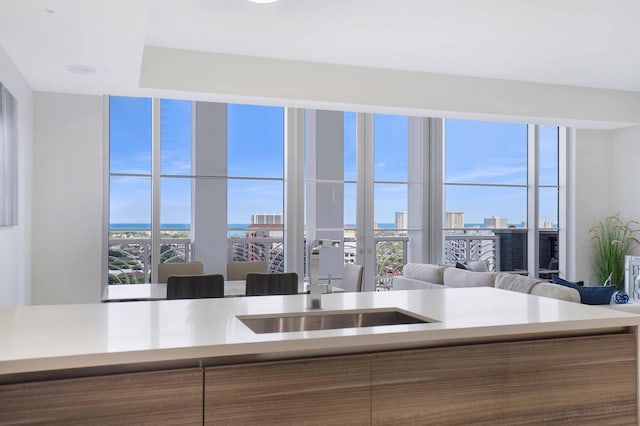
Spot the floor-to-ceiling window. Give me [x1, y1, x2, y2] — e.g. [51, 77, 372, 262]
[107, 97, 284, 283]
[108, 98, 197, 283]
[538, 125, 560, 276]
[373, 114, 410, 281]
[344, 111, 357, 266]
[303, 111, 418, 290]
[107, 96, 562, 286]
[443, 119, 560, 276]
[227, 104, 285, 272]
[108, 96, 154, 283]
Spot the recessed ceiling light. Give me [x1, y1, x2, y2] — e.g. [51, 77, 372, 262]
[248, 0, 279, 3]
[64, 65, 97, 76]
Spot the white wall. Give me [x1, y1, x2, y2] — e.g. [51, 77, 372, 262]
[611, 125, 640, 246]
[31, 92, 103, 304]
[572, 129, 615, 284]
[0, 46, 33, 307]
[570, 125, 640, 284]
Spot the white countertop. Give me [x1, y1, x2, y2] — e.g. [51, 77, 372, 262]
[2, 287, 639, 375]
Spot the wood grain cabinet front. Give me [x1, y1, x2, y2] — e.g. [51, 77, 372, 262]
[0, 333, 636, 425]
[504, 333, 637, 424]
[371, 333, 637, 425]
[0, 368, 203, 426]
[372, 342, 509, 425]
[204, 355, 371, 425]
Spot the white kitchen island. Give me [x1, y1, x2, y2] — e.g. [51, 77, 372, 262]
[1, 287, 639, 425]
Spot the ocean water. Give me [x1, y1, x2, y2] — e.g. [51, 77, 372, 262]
[109, 222, 536, 232]
[110, 223, 191, 230]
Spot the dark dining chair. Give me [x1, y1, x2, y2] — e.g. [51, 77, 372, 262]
[245, 272, 299, 296]
[166, 274, 225, 299]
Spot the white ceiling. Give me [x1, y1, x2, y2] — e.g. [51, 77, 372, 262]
[0, 0, 639, 97]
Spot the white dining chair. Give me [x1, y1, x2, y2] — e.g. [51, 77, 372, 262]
[227, 260, 268, 281]
[341, 263, 364, 292]
[157, 261, 204, 283]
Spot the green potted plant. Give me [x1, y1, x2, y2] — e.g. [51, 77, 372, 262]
[589, 214, 640, 290]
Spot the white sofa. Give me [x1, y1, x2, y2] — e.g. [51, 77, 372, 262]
[392, 263, 581, 303]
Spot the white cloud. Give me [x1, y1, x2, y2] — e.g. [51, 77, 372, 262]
[447, 165, 526, 182]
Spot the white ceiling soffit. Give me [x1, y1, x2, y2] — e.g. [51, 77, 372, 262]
[144, 0, 640, 92]
[140, 46, 640, 130]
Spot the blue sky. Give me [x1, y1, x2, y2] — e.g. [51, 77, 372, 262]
[109, 97, 558, 227]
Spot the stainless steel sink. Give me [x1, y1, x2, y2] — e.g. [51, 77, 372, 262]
[237, 308, 432, 334]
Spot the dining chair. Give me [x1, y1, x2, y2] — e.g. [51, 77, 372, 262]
[166, 274, 225, 299]
[157, 261, 204, 283]
[341, 263, 364, 292]
[245, 272, 299, 296]
[227, 260, 268, 281]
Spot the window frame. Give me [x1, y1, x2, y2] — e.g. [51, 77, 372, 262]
[440, 119, 563, 277]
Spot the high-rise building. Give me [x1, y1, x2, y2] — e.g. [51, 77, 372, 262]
[484, 216, 507, 228]
[395, 211, 408, 229]
[446, 212, 464, 229]
[251, 213, 283, 225]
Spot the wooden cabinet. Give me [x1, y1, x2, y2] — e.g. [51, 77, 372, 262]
[372, 333, 637, 425]
[1, 333, 636, 425]
[505, 334, 637, 424]
[204, 355, 371, 425]
[0, 368, 203, 426]
[372, 342, 509, 425]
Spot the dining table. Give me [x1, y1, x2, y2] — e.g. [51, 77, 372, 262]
[102, 280, 344, 302]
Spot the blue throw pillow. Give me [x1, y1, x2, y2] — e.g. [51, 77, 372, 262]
[551, 275, 615, 305]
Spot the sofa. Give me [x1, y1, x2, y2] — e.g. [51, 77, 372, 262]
[392, 263, 581, 303]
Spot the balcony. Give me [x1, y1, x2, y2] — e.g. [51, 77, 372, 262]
[108, 237, 192, 283]
[108, 232, 411, 284]
[107, 228, 558, 284]
[444, 228, 559, 276]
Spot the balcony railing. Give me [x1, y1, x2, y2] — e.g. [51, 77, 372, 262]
[108, 229, 558, 284]
[375, 236, 408, 277]
[444, 234, 500, 271]
[109, 238, 192, 283]
[443, 228, 559, 275]
[108, 233, 411, 284]
[227, 236, 285, 273]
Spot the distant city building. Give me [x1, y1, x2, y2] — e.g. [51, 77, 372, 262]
[520, 220, 556, 229]
[446, 212, 465, 229]
[244, 215, 284, 264]
[395, 211, 408, 229]
[247, 213, 283, 240]
[484, 216, 508, 228]
[251, 213, 282, 225]
[245, 223, 283, 238]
